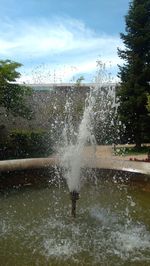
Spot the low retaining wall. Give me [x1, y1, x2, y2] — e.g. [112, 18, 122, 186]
[0, 157, 57, 172]
[0, 157, 150, 189]
[0, 157, 150, 175]
[83, 157, 150, 176]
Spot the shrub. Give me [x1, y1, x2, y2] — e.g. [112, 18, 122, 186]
[0, 129, 53, 160]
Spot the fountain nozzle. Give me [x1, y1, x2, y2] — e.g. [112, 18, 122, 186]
[70, 190, 79, 218]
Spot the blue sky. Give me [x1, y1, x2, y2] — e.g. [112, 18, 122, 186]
[0, 0, 130, 83]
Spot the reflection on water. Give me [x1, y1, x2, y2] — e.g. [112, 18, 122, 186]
[0, 177, 150, 266]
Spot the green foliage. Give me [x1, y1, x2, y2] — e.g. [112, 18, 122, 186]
[117, 0, 150, 147]
[0, 60, 32, 119]
[146, 94, 150, 112]
[114, 145, 150, 156]
[0, 130, 53, 160]
[75, 76, 85, 87]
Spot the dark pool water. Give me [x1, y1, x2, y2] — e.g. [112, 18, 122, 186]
[0, 177, 150, 266]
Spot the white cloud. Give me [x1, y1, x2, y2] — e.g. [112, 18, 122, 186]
[19, 58, 121, 84]
[0, 17, 123, 82]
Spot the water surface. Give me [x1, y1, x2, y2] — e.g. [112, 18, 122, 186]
[0, 177, 150, 266]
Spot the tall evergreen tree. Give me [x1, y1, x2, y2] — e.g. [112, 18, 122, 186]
[117, 0, 150, 147]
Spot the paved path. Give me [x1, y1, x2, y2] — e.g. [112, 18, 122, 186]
[95, 145, 113, 158]
[82, 145, 149, 161]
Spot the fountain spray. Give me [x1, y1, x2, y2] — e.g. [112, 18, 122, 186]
[60, 92, 96, 217]
[60, 60, 116, 218]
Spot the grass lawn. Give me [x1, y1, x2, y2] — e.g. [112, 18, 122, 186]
[114, 146, 150, 156]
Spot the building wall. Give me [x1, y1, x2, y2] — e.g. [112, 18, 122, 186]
[0, 85, 90, 138]
[0, 83, 118, 140]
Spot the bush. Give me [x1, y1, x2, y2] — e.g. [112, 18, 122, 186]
[0, 129, 53, 160]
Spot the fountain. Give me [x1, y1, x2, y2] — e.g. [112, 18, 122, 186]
[0, 62, 150, 265]
[59, 86, 97, 217]
[59, 60, 118, 217]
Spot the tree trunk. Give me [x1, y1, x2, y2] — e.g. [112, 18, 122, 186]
[135, 131, 142, 149]
[135, 142, 141, 149]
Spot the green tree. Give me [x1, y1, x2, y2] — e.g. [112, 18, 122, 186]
[0, 59, 32, 119]
[117, 0, 150, 147]
[75, 76, 85, 87]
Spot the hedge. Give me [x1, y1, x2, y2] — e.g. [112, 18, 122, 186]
[0, 129, 53, 160]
